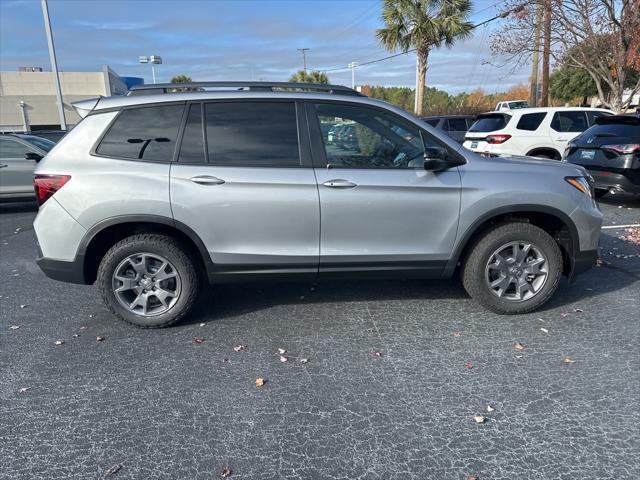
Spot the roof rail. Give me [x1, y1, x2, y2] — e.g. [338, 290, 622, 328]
[127, 81, 364, 97]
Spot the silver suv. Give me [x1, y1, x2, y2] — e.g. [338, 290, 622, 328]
[33, 82, 603, 328]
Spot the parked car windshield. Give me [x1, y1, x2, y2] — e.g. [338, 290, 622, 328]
[508, 101, 529, 109]
[468, 114, 510, 132]
[21, 135, 55, 152]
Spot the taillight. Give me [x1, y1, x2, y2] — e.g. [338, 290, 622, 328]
[33, 174, 71, 207]
[602, 144, 640, 154]
[486, 134, 512, 144]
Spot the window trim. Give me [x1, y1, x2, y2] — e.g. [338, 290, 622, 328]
[90, 101, 187, 164]
[305, 99, 465, 170]
[199, 98, 306, 168]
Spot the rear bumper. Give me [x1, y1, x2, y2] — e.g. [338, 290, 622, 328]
[587, 169, 640, 194]
[36, 255, 87, 284]
[569, 249, 598, 281]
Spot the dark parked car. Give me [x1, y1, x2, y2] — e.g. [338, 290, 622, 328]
[422, 115, 476, 143]
[563, 115, 640, 197]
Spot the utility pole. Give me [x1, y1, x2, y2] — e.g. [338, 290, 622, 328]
[348, 62, 359, 89]
[297, 48, 310, 71]
[540, 0, 551, 107]
[41, 0, 66, 131]
[529, 1, 542, 107]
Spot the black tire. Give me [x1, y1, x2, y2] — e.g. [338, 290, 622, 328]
[594, 188, 609, 198]
[97, 234, 199, 328]
[461, 222, 563, 314]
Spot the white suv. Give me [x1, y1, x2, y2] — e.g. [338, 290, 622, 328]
[463, 107, 613, 159]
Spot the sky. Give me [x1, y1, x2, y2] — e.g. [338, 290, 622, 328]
[0, 0, 530, 94]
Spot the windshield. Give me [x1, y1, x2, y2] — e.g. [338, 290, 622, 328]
[22, 135, 55, 152]
[468, 114, 511, 132]
[508, 101, 529, 109]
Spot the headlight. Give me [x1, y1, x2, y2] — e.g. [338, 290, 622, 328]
[565, 176, 592, 197]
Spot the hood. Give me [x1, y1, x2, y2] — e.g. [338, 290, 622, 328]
[477, 153, 588, 176]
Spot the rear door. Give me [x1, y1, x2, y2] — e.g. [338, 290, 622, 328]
[0, 136, 38, 197]
[170, 100, 320, 278]
[308, 101, 461, 276]
[549, 110, 589, 152]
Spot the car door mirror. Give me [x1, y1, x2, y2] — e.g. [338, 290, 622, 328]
[423, 146, 451, 171]
[25, 152, 43, 162]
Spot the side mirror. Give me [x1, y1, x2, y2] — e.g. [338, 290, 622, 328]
[25, 152, 43, 162]
[423, 146, 451, 172]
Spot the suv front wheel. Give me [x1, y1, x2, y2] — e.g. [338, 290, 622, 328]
[461, 222, 563, 314]
[97, 234, 199, 328]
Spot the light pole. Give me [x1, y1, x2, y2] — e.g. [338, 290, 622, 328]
[139, 55, 163, 84]
[297, 48, 309, 72]
[348, 62, 359, 89]
[40, 0, 66, 130]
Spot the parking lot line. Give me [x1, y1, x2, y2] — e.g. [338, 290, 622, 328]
[601, 224, 640, 229]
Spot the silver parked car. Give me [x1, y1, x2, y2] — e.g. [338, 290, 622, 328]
[33, 82, 603, 328]
[0, 134, 55, 202]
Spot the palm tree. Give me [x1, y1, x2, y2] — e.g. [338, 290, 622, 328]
[289, 70, 330, 84]
[170, 74, 192, 84]
[377, 0, 473, 116]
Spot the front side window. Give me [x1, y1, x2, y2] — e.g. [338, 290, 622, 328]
[0, 138, 32, 159]
[551, 111, 588, 132]
[205, 101, 300, 167]
[96, 104, 184, 162]
[314, 103, 430, 169]
[516, 112, 547, 131]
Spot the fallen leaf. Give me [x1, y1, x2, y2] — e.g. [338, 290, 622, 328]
[89, 314, 94, 318]
[561, 312, 569, 318]
[473, 415, 486, 424]
[514, 342, 525, 351]
[96, 336, 104, 342]
[72, 334, 80, 338]
[540, 327, 549, 333]
[453, 331, 463, 337]
[279, 355, 288, 363]
[467, 476, 479, 480]
[466, 361, 473, 369]
[19, 387, 30, 393]
[9, 325, 20, 330]
[372, 351, 382, 357]
[277, 348, 286, 355]
[515, 355, 523, 359]
[299, 358, 309, 364]
[54, 340, 64, 346]
[233, 345, 245, 352]
[222, 358, 229, 363]
[199, 323, 206, 327]
[486, 405, 495, 412]
[564, 357, 576, 364]
[573, 308, 584, 313]
[19, 304, 28, 309]
[221, 467, 232, 477]
[255, 378, 265, 387]
[79, 326, 87, 330]
[193, 337, 205, 344]
[102, 464, 122, 478]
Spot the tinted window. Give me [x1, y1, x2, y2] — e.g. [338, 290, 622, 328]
[96, 105, 183, 161]
[315, 103, 432, 169]
[516, 112, 547, 131]
[551, 111, 588, 132]
[424, 118, 440, 127]
[508, 101, 529, 109]
[469, 114, 510, 132]
[588, 110, 613, 124]
[22, 136, 55, 152]
[205, 102, 299, 167]
[0, 137, 32, 159]
[178, 104, 205, 163]
[447, 118, 468, 131]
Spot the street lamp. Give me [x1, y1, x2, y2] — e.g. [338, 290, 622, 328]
[139, 55, 163, 84]
[348, 62, 359, 89]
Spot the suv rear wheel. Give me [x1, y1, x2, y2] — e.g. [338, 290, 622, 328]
[461, 222, 562, 314]
[97, 234, 199, 328]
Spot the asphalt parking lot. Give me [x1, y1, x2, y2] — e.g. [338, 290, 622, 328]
[1, 196, 639, 480]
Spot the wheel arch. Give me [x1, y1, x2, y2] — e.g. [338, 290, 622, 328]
[79, 215, 213, 284]
[526, 147, 562, 159]
[446, 205, 580, 278]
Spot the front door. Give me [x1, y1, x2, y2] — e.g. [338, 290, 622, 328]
[0, 137, 38, 197]
[307, 102, 462, 276]
[170, 101, 320, 278]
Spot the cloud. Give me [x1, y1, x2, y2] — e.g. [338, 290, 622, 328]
[74, 20, 155, 30]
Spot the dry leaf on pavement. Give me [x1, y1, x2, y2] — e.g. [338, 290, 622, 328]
[514, 342, 525, 351]
[466, 361, 473, 369]
[96, 336, 104, 342]
[199, 323, 206, 327]
[564, 357, 576, 364]
[19, 387, 30, 393]
[453, 331, 463, 337]
[279, 356, 288, 363]
[277, 348, 286, 355]
[486, 405, 495, 412]
[221, 467, 232, 477]
[473, 415, 486, 424]
[540, 327, 549, 333]
[255, 378, 265, 387]
[9, 325, 20, 330]
[54, 340, 64, 346]
[233, 345, 245, 352]
[372, 351, 382, 357]
[102, 464, 122, 478]
[193, 337, 205, 344]
[467, 476, 479, 480]
[299, 358, 309, 364]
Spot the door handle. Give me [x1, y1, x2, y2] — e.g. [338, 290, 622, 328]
[189, 175, 225, 185]
[322, 179, 357, 189]
[0, 164, 8, 168]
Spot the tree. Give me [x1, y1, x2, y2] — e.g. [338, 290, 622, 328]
[289, 70, 329, 84]
[170, 74, 192, 84]
[376, 0, 473, 116]
[492, 0, 640, 111]
[549, 66, 597, 104]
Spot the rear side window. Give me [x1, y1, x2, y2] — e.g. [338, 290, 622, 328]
[178, 104, 206, 163]
[447, 118, 468, 131]
[551, 111, 588, 132]
[205, 102, 299, 167]
[96, 104, 184, 162]
[468, 114, 510, 132]
[516, 112, 547, 131]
